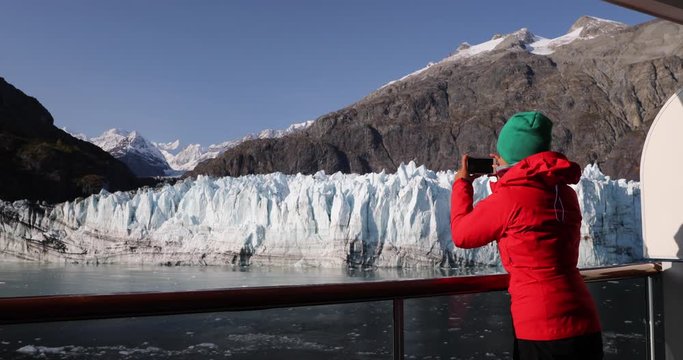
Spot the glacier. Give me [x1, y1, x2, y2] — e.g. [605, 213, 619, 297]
[0, 162, 641, 269]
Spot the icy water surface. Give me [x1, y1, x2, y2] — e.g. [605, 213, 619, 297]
[0, 263, 647, 359]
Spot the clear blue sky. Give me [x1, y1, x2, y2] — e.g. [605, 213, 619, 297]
[0, 1, 652, 146]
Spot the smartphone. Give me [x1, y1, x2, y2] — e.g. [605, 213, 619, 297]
[466, 157, 494, 175]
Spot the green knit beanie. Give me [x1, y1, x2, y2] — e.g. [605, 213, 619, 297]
[496, 111, 553, 164]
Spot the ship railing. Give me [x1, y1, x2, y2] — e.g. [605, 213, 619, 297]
[0, 262, 662, 359]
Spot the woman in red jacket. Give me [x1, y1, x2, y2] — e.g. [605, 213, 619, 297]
[450, 111, 603, 360]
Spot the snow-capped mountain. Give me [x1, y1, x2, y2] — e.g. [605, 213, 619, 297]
[0, 163, 641, 268]
[78, 121, 315, 176]
[156, 120, 315, 171]
[89, 129, 175, 177]
[382, 16, 628, 88]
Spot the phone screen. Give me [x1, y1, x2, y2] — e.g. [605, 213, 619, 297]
[467, 157, 494, 175]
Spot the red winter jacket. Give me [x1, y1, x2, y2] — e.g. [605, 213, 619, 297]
[450, 151, 601, 340]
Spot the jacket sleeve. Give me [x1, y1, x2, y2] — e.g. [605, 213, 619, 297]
[450, 178, 512, 249]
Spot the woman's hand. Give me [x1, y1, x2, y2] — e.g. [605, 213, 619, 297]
[490, 153, 505, 173]
[455, 154, 473, 181]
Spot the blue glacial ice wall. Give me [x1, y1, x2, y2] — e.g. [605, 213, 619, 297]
[0, 162, 641, 268]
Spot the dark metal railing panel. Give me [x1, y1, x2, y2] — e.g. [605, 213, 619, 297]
[0, 263, 660, 324]
[393, 298, 404, 360]
[646, 274, 666, 360]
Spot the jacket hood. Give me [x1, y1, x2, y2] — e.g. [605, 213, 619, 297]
[497, 151, 581, 188]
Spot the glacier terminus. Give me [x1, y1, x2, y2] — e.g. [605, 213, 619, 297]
[0, 162, 641, 269]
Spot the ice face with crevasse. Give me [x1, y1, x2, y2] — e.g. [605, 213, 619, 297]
[0, 162, 641, 268]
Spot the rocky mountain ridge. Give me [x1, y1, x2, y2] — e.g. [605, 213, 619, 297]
[188, 17, 683, 180]
[0, 77, 145, 203]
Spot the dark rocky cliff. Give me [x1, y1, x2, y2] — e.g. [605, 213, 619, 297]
[189, 19, 683, 180]
[0, 77, 145, 203]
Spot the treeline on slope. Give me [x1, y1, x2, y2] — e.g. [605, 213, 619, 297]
[188, 19, 683, 181]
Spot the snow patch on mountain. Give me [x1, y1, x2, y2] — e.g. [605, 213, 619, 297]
[92, 129, 160, 157]
[0, 162, 641, 268]
[380, 16, 627, 88]
[87, 129, 175, 177]
[155, 140, 180, 152]
[526, 28, 584, 56]
[448, 16, 626, 59]
[568, 15, 628, 38]
[382, 63, 437, 88]
[71, 120, 314, 175]
[158, 120, 315, 172]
